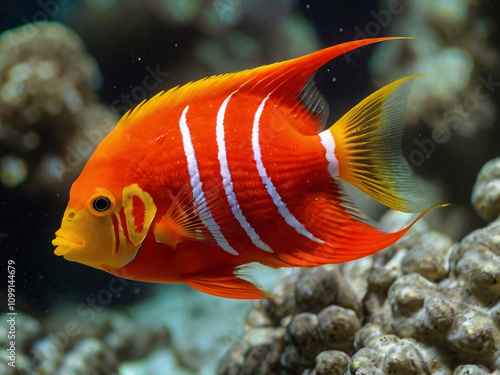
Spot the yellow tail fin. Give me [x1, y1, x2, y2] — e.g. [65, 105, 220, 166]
[327, 75, 432, 213]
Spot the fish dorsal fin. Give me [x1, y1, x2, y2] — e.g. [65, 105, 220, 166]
[117, 38, 410, 135]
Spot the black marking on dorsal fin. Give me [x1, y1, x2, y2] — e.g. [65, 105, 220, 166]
[298, 74, 330, 132]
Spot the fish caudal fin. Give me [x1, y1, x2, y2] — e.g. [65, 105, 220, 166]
[325, 75, 432, 213]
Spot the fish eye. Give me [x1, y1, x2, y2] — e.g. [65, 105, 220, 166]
[86, 188, 116, 216]
[93, 197, 111, 212]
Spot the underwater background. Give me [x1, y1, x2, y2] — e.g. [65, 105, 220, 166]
[1, 0, 500, 374]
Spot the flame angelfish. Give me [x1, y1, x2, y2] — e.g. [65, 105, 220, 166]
[53, 38, 441, 299]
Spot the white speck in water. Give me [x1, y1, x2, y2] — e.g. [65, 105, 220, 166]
[332, 77, 337, 82]
[138, 57, 141, 61]
[340, 28, 343, 32]
[306, 4, 310, 9]
[175, 43, 178, 47]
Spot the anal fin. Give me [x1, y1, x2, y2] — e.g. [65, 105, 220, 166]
[185, 267, 270, 299]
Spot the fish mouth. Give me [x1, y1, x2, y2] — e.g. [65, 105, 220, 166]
[53, 231, 83, 256]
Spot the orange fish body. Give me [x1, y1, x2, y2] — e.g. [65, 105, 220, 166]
[53, 38, 439, 299]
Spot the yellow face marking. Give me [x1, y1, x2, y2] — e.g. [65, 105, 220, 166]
[53, 184, 157, 270]
[122, 184, 157, 246]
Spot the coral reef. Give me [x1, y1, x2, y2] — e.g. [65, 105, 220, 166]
[366, 0, 500, 240]
[472, 157, 500, 221]
[369, 0, 498, 134]
[0, 22, 118, 191]
[218, 158, 500, 374]
[0, 284, 262, 375]
[0, 309, 171, 375]
[0, 312, 41, 374]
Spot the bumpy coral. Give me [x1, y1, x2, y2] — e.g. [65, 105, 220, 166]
[472, 157, 500, 221]
[0, 312, 41, 375]
[55, 338, 118, 375]
[369, 0, 498, 134]
[366, 0, 499, 240]
[218, 211, 500, 374]
[0, 310, 171, 374]
[0, 22, 118, 190]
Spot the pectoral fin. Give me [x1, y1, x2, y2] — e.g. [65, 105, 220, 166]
[154, 184, 243, 249]
[154, 186, 215, 248]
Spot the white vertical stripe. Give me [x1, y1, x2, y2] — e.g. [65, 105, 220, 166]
[179, 106, 239, 256]
[319, 130, 340, 177]
[216, 92, 274, 253]
[252, 95, 323, 244]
